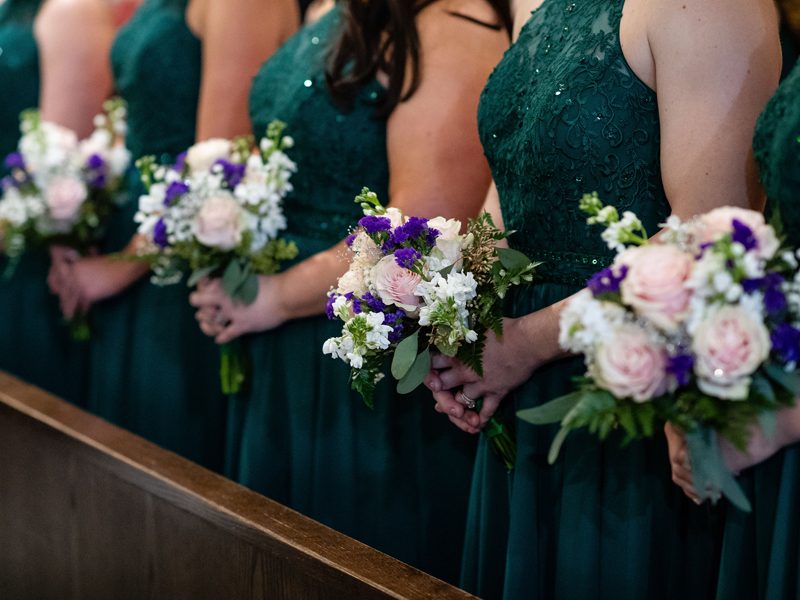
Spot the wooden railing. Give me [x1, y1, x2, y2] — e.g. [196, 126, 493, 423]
[0, 371, 477, 600]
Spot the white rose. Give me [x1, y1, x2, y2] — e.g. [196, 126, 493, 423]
[337, 265, 368, 296]
[692, 306, 771, 400]
[385, 207, 405, 229]
[428, 216, 467, 270]
[45, 176, 87, 221]
[185, 139, 232, 173]
[194, 192, 246, 250]
[427, 216, 462, 240]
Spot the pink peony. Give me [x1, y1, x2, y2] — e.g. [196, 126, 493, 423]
[591, 325, 668, 402]
[371, 255, 422, 312]
[194, 193, 246, 250]
[619, 245, 693, 329]
[692, 306, 770, 400]
[46, 176, 87, 221]
[699, 206, 779, 259]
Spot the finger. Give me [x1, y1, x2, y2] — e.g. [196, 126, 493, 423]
[195, 306, 219, 322]
[199, 320, 223, 337]
[438, 364, 480, 390]
[431, 353, 459, 370]
[424, 371, 443, 393]
[61, 285, 81, 320]
[189, 285, 230, 308]
[432, 389, 466, 420]
[448, 413, 481, 434]
[216, 321, 243, 345]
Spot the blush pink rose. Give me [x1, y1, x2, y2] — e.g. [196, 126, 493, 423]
[699, 206, 779, 259]
[619, 245, 693, 329]
[46, 176, 87, 221]
[371, 255, 422, 312]
[692, 306, 770, 400]
[591, 325, 668, 402]
[194, 193, 245, 250]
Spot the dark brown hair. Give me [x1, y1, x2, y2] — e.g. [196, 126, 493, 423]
[326, 0, 512, 118]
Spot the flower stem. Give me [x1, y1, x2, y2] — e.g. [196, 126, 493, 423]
[219, 340, 249, 394]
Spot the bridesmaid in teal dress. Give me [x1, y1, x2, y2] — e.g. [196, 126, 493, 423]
[190, 0, 509, 583]
[0, 0, 107, 405]
[425, 0, 782, 597]
[668, 58, 800, 600]
[50, 0, 298, 471]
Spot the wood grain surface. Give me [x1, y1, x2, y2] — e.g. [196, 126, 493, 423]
[0, 371, 478, 600]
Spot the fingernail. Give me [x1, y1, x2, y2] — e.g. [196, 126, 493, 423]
[450, 408, 458, 416]
[693, 499, 701, 505]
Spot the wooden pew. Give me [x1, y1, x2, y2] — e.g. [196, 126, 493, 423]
[0, 372, 477, 600]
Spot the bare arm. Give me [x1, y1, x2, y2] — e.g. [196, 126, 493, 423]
[35, 0, 115, 137]
[190, 2, 510, 342]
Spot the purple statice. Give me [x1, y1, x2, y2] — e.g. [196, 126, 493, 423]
[587, 265, 628, 297]
[389, 216, 429, 246]
[667, 353, 695, 387]
[86, 153, 105, 170]
[173, 151, 187, 173]
[764, 285, 787, 315]
[1, 175, 17, 191]
[742, 273, 786, 315]
[214, 159, 246, 188]
[153, 218, 169, 248]
[86, 154, 108, 189]
[394, 247, 421, 269]
[325, 293, 338, 320]
[164, 181, 189, 206]
[771, 324, 800, 366]
[88, 172, 107, 189]
[731, 219, 758, 252]
[361, 292, 386, 313]
[345, 233, 356, 247]
[358, 215, 392, 234]
[384, 309, 406, 343]
[4, 152, 25, 171]
[425, 227, 440, 247]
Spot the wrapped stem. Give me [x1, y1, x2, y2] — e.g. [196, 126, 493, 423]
[219, 339, 249, 394]
[478, 400, 516, 472]
[68, 309, 91, 341]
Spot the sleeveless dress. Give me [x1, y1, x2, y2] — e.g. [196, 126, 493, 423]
[471, 1, 724, 598]
[714, 58, 800, 600]
[0, 0, 88, 406]
[229, 7, 477, 585]
[86, 0, 227, 472]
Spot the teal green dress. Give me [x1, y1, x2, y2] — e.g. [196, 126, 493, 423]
[87, 0, 227, 471]
[0, 0, 88, 406]
[471, 1, 723, 598]
[714, 58, 800, 600]
[228, 8, 477, 585]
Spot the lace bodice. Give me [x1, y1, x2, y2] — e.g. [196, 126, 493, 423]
[754, 59, 800, 244]
[249, 7, 389, 257]
[0, 0, 43, 172]
[478, 0, 669, 285]
[111, 0, 200, 161]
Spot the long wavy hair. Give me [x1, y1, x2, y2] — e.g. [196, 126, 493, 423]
[326, 0, 512, 117]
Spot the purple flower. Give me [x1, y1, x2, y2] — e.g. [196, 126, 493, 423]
[2, 175, 18, 191]
[742, 273, 786, 315]
[771, 324, 800, 365]
[764, 286, 787, 315]
[587, 265, 628, 297]
[352, 301, 363, 314]
[667, 353, 694, 387]
[384, 309, 406, 342]
[89, 172, 107, 189]
[214, 159, 246, 188]
[174, 151, 187, 172]
[4, 152, 25, 171]
[425, 228, 440, 247]
[358, 215, 392, 234]
[389, 217, 429, 246]
[345, 233, 356, 246]
[325, 294, 338, 320]
[164, 181, 189, 206]
[394, 247, 421, 269]
[361, 292, 386, 313]
[732, 218, 758, 252]
[153, 218, 169, 248]
[86, 153, 105, 170]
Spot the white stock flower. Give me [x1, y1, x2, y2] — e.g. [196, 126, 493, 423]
[559, 288, 628, 355]
[185, 138, 232, 173]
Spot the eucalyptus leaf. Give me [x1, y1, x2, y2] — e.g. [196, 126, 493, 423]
[763, 362, 800, 396]
[187, 264, 219, 288]
[222, 260, 245, 298]
[391, 330, 419, 380]
[517, 392, 584, 425]
[436, 341, 457, 357]
[759, 409, 778, 440]
[397, 346, 431, 394]
[235, 273, 259, 306]
[751, 372, 777, 405]
[686, 427, 751, 513]
[497, 247, 532, 271]
[548, 426, 571, 464]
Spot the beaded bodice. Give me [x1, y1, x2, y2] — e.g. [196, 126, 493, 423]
[0, 0, 43, 172]
[111, 0, 200, 161]
[249, 7, 389, 258]
[478, 0, 669, 286]
[754, 59, 800, 245]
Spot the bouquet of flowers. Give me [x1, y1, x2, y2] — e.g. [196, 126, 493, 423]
[322, 189, 540, 470]
[133, 120, 298, 393]
[518, 194, 800, 511]
[0, 100, 131, 338]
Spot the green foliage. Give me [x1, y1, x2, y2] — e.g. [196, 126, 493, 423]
[456, 328, 487, 378]
[397, 346, 431, 394]
[391, 329, 419, 379]
[349, 354, 385, 409]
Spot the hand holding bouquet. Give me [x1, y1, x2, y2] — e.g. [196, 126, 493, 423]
[519, 194, 800, 511]
[323, 189, 539, 470]
[133, 120, 298, 393]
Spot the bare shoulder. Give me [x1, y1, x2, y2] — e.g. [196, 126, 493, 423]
[647, 0, 779, 58]
[35, 0, 111, 35]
